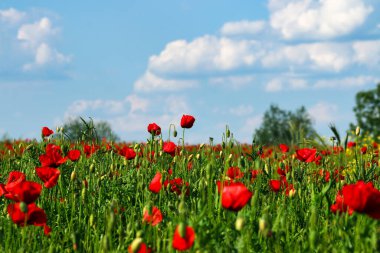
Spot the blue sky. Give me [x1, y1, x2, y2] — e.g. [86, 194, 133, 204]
[0, 0, 379, 143]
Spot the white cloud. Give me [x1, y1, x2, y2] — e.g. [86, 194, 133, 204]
[265, 79, 283, 92]
[134, 71, 198, 92]
[220, 20, 266, 36]
[308, 101, 338, 124]
[353, 40, 380, 67]
[63, 95, 148, 120]
[229, 105, 254, 116]
[314, 76, 379, 89]
[269, 0, 373, 39]
[0, 8, 25, 24]
[147, 35, 262, 75]
[23, 43, 71, 70]
[17, 17, 58, 48]
[209, 75, 254, 88]
[240, 115, 263, 142]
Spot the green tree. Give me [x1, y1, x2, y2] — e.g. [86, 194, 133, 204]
[350, 83, 380, 138]
[61, 117, 119, 142]
[254, 104, 316, 145]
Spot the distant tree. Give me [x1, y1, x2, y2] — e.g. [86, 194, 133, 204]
[254, 104, 316, 145]
[350, 83, 380, 137]
[61, 117, 119, 142]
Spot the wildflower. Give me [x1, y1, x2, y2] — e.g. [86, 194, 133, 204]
[180, 115, 195, 129]
[67, 149, 81, 161]
[8, 202, 47, 227]
[41, 127, 54, 137]
[163, 141, 177, 157]
[172, 225, 195, 251]
[143, 206, 163, 226]
[148, 172, 162, 194]
[221, 182, 252, 211]
[35, 167, 60, 188]
[295, 148, 316, 163]
[147, 123, 161, 136]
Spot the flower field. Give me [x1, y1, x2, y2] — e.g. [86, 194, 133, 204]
[1, 116, 380, 252]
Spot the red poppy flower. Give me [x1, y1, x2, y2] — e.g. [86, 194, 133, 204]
[164, 178, 190, 196]
[128, 242, 152, 253]
[36, 167, 60, 188]
[122, 147, 136, 160]
[163, 141, 177, 157]
[44, 224, 52, 236]
[147, 123, 161, 136]
[83, 144, 99, 158]
[269, 177, 294, 196]
[149, 172, 162, 193]
[39, 144, 67, 168]
[221, 182, 252, 211]
[0, 171, 26, 198]
[250, 170, 261, 181]
[330, 191, 353, 215]
[8, 202, 47, 227]
[143, 206, 163, 226]
[342, 181, 380, 219]
[269, 180, 282, 192]
[226, 167, 244, 180]
[279, 144, 289, 153]
[41, 127, 54, 137]
[180, 115, 195, 129]
[295, 148, 316, 163]
[347, 141, 356, 148]
[6, 181, 42, 204]
[172, 225, 195, 251]
[67, 149, 81, 161]
[361, 146, 367, 154]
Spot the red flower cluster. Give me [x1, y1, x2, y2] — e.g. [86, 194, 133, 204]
[143, 206, 163, 226]
[0, 171, 51, 235]
[39, 144, 67, 168]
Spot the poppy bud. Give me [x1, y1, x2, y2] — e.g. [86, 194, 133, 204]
[178, 201, 186, 214]
[130, 238, 143, 253]
[173, 130, 178, 138]
[259, 218, 267, 234]
[136, 230, 143, 238]
[90, 163, 95, 173]
[159, 139, 163, 149]
[20, 202, 28, 213]
[188, 154, 193, 161]
[178, 222, 186, 238]
[71, 170, 77, 181]
[199, 143, 205, 149]
[355, 126, 360, 136]
[196, 153, 200, 160]
[288, 188, 296, 198]
[219, 151, 223, 157]
[81, 188, 86, 200]
[89, 214, 95, 227]
[235, 217, 244, 231]
[226, 128, 231, 138]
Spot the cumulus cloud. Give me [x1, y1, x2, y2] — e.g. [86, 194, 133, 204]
[220, 20, 266, 36]
[209, 75, 255, 88]
[0, 8, 71, 79]
[0, 8, 25, 24]
[314, 75, 379, 89]
[308, 101, 339, 124]
[134, 71, 198, 92]
[147, 36, 262, 75]
[269, 0, 373, 39]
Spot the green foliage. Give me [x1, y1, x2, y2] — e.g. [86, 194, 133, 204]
[350, 83, 380, 138]
[61, 117, 119, 142]
[254, 104, 316, 145]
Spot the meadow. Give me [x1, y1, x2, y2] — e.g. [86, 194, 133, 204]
[0, 116, 380, 252]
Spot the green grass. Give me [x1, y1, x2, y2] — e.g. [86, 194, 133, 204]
[0, 133, 379, 253]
